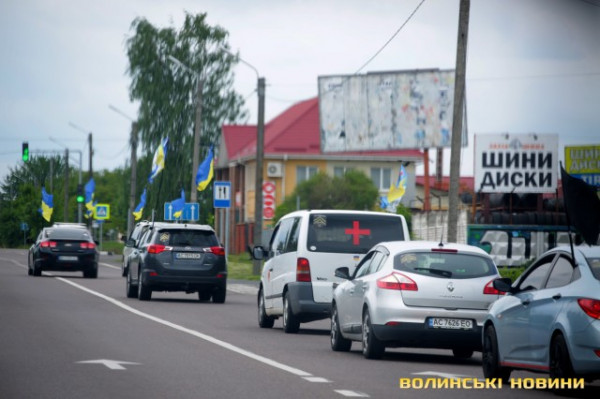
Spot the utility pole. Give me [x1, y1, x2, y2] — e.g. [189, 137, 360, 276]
[190, 80, 203, 203]
[253, 77, 266, 275]
[64, 148, 69, 222]
[87, 132, 93, 179]
[128, 122, 138, 237]
[448, 0, 470, 243]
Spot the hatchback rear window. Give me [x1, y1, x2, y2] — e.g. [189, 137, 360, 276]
[394, 251, 496, 279]
[155, 229, 218, 247]
[307, 213, 405, 254]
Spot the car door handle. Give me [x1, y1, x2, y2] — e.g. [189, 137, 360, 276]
[521, 299, 530, 305]
[349, 289, 355, 294]
[552, 294, 562, 300]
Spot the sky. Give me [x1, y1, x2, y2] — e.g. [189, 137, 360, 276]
[1, 0, 599, 185]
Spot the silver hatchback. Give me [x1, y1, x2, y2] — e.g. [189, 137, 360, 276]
[331, 241, 502, 359]
[483, 245, 600, 382]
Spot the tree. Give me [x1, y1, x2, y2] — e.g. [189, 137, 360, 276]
[274, 170, 380, 223]
[126, 12, 247, 223]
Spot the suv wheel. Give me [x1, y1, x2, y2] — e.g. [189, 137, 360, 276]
[126, 270, 137, 298]
[212, 286, 226, 304]
[331, 304, 351, 351]
[258, 288, 275, 328]
[137, 271, 152, 301]
[283, 292, 300, 333]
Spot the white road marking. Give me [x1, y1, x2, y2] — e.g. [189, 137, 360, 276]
[77, 359, 140, 370]
[334, 390, 369, 397]
[412, 371, 472, 379]
[304, 376, 331, 383]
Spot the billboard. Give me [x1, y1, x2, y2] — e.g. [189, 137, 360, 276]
[564, 145, 600, 188]
[318, 69, 466, 151]
[474, 133, 558, 193]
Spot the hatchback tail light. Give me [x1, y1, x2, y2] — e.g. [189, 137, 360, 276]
[296, 258, 311, 282]
[578, 298, 600, 319]
[148, 244, 167, 254]
[80, 242, 96, 249]
[40, 240, 57, 248]
[483, 279, 504, 295]
[377, 272, 418, 291]
[205, 246, 225, 256]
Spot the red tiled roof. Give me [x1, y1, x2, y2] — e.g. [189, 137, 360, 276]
[222, 97, 424, 161]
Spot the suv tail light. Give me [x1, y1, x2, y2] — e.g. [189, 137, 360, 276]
[80, 242, 96, 249]
[206, 246, 225, 256]
[296, 257, 311, 282]
[483, 279, 504, 295]
[148, 244, 167, 254]
[40, 240, 57, 248]
[377, 272, 418, 291]
[578, 298, 600, 319]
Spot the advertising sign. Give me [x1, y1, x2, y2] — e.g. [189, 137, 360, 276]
[474, 133, 558, 193]
[263, 181, 276, 220]
[564, 145, 600, 188]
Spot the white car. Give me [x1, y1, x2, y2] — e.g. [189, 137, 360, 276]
[251, 210, 410, 333]
[331, 241, 502, 359]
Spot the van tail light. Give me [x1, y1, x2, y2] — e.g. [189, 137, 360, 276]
[148, 244, 167, 254]
[578, 298, 600, 319]
[377, 272, 418, 291]
[484, 279, 504, 295]
[80, 242, 96, 249]
[207, 246, 225, 256]
[296, 257, 311, 282]
[40, 240, 57, 248]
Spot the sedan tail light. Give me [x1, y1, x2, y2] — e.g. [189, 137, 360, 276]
[578, 298, 600, 319]
[377, 272, 418, 291]
[296, 258, 311, 282]
[40, 240, 57, 248]
[483, 279, 505, 295]
[148, 244, 167, 254]
[80, 242, 96, 249]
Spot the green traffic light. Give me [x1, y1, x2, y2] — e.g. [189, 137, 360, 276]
[22, 142, 29, 162]
[76, 195, 85, 203]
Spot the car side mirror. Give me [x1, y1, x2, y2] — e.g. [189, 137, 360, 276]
[251, 246, 267, 260]
[493, 277, 513, 294]
[335, 267, 351, 280]
[126, 238, 135, 247]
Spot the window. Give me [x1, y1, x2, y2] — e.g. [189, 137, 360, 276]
[518, 255, 554, 291]
[394, 251, 496, 279]
[333, 166, 353, 178]
[545, 256, 574, 289]
[271, 218, 293, 254]
[296, 166, 318, 184]
[370, 167, 391, 190]
[354, 251, 376, 278]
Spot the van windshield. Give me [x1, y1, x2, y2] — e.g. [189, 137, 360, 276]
[306, 213, 405, 254]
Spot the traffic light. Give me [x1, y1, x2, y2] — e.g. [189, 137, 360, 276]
[22, 142, 29, 162]
[76, 184, 85, 203]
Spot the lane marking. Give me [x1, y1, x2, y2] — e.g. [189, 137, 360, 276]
[77, 359, 140, 370]
[335, 390, 369, 397]
[304, 376, 331, 383]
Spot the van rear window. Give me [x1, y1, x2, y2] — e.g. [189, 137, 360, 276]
[307, 214, 405, 254]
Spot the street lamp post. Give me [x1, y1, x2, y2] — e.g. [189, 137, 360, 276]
[69, 122, 93, 179]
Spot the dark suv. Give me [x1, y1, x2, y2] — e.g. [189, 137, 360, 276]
[125, 222, 227, 302]
[28, 225, 99, 278]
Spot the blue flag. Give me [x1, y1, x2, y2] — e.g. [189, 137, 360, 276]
[40, 187, 54, 222]
[195, 146, 214, 191]
[148, 137, 168, 184]
[171, 189, 185, 219]
[132, 189, 147, 221]
[84, 178, 95, 218]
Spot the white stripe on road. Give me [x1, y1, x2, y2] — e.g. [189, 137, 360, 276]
[334, 390, 369, 397]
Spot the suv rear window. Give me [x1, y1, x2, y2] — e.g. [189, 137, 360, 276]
[307, 213, 405, 254]
[154, 229, 218, 247]
[394, 251, 496, 279]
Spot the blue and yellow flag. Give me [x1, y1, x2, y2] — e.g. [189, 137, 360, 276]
[132, 189, 147, 221]
[387, 164, 407, 203]
[148, 137, 169, 184]
[195, 146, 214, 191]
[84, 178, 95, 219]
[40, 187, 54, 222]
[171, 189, 185, 219]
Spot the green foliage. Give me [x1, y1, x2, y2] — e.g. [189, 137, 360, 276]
[273, 170, 380, 223]
[395, 203, 412, 234]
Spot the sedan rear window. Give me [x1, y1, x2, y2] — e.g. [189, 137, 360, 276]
[47, 229, 92, 241]
[155, 229, 218, 247]
[394, 251, 496, 279]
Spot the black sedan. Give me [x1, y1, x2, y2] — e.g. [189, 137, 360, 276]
[28, 225, 99, 278]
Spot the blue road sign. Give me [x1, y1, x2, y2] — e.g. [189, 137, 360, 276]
[164, 202, 199, 221]
[214, 181, 231, 208]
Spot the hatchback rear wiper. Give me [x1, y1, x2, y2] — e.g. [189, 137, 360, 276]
[413, 267, 452, 278]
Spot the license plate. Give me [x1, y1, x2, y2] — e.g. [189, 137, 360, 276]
[59, 256, 78, 261]
[176, 253, 201, 259]
[428, 318, 473, 330]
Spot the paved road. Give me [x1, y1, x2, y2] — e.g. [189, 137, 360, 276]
[1, 249, 598, 398]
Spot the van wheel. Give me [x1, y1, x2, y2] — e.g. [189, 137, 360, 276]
[258, 289, 275, 328]
[283, 292, 300, 333]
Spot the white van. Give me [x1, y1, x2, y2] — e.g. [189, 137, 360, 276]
[252, 210, 410, 333]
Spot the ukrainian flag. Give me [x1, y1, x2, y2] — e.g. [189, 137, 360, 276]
[387, 164, 407, 203]
[195, 146, 214, 191]
[171, 189, 185, 219]
[148, 137, 169, 184]
[40, 187, 53, 222]
[84, 178, 95, 218]
[132, 189, 147, 221]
